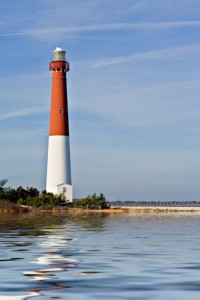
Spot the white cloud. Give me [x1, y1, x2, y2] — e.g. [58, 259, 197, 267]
[0, 128, 46, 140]
[1, 20, 200, 37]
[90, 43, 200, 68]
[0, 106, 48, 120]
[71, 75, 200, 128]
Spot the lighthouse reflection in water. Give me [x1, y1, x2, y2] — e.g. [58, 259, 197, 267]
[0, 213, 200, 299]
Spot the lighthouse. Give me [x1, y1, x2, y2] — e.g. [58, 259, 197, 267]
[46, 47, 72, 202]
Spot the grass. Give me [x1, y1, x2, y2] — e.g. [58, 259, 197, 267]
[0, 199, 28, 213]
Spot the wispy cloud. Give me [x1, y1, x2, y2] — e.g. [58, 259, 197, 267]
[0, 128, 46, 140]
[0, 72, 48, 82]
[1, 20, 200, 37]
[90, 43, 200, 68]
[0, 106, 48, 120]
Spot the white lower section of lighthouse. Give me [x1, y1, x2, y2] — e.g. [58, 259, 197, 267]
[46, 136, 72, 202]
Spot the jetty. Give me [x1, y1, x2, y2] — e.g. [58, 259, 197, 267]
[110, 201, 200, 212]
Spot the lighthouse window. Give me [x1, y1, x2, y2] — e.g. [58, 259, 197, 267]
[60, 109, 63, 114]
[63, 187, 66, 192]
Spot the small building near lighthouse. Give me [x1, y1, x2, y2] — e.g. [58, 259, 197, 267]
[46, 47, 72, 202]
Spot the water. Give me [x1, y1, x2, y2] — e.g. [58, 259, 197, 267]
[0, 212, 200, 299]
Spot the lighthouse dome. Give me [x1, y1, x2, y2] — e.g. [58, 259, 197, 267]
[53, 47, 66, 61]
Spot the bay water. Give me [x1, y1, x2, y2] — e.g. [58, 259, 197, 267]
[0, 212, 200, 299]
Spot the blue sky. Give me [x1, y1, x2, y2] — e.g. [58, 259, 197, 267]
[1, 0, 200, 201]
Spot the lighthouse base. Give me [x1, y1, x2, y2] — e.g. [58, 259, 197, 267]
[57, 183, 73, 202]
[46, 136, 72, 202]
[47, 183, 73, 202]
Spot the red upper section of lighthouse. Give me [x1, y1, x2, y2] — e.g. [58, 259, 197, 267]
[49, 58, 70, 136]
[49, 61, 70, 72]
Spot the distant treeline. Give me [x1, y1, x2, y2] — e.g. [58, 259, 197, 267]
[110, 200, 200, 207]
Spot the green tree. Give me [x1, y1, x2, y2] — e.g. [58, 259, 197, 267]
[18, 192, 66, 208]
[0, 179, 8, 199]
[16, 186, 28, 200]
[73, 193, 109, 209]
[3, 189, 19, 203]
[26, 187, 40, 198]
[0, 179, 8, 189]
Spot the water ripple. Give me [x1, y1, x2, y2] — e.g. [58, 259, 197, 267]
[0, 213, 200, 299]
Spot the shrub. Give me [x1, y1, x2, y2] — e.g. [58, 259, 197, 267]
[73, 193, 109, 209]
[17, 192, 66, 208]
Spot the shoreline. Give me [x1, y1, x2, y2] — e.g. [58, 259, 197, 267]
[66, 206, 200, 214]
[111, 206, 200, 213]
[1, 206, 200, 214]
